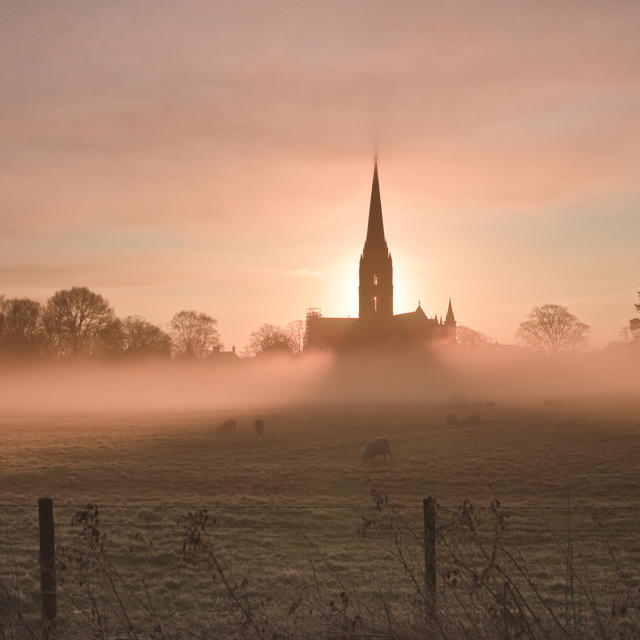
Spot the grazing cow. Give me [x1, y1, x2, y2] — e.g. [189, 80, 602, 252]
[253, 418, 265, 437]
[464, 413, 480, 425]
[446, 413, 459, 426]
[545, 399, 571, 408]
[362, 437, 392, 463]
[217, 419, 237, 435]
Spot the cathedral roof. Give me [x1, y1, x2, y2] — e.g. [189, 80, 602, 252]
[394, 307, 435, 323]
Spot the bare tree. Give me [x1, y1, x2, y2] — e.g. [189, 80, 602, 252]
[286, 320, 306, 355]
[629, 292, 640, 341]
[0, 297, 44, 358]
[94, 318, 127, 359]
[245, 323, 294, 357]
[43, 287, 116, 357]
[120, 315, 171, 358]
[618, 326, 631, 342]
[517, 304, 590, 353]
[456, 325, 493, 349]
[169, 310, 220, 358]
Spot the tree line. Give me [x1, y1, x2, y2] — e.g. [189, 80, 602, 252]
[0, 286, 307, 362]
[0, 287, 211, 361]
[1, 286, 637, 361]
[453, 296, 639, 353]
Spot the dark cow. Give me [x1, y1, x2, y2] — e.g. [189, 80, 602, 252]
[253, 418, 265, 437]
[217, 419, 237, 435]
[362, 437, 392, 463]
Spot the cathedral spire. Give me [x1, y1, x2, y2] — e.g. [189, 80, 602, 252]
[359, 158, 393, 320]
[445, 297, 456, 325]
[364, 158, 387, 248]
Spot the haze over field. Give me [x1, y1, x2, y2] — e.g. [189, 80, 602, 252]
[1, 347, 638, 415]
[2, 1, 640, 348]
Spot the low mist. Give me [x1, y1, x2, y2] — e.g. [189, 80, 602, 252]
[1, 346, 638, 416]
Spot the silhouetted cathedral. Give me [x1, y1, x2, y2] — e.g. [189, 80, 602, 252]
[306, 160, 456, 351]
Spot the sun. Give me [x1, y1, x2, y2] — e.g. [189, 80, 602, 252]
[336, 259, 360, 318]
[325, 255, 421, 320]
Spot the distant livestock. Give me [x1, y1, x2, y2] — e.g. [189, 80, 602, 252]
[253, 418, 265, 437]
[464, 414, 480, 425]
[544, 398, 573, 408]
[217, 419, 237, 435]
[446, 413, 459, 426]
[362, 437, 392, 463]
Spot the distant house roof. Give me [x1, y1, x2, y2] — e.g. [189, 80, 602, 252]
[209, 347, 240, 362]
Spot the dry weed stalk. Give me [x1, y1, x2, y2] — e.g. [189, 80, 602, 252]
[0, 496, 638, 639]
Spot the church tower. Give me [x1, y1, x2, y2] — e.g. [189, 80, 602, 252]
[359, 160, 393, 320]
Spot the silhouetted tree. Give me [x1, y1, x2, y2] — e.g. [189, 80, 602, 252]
[456, 326, 493, 348]
[43, 287, 116, 357]
[120, 315, 171, 358]
[169, 310, 220, 358]
[517, 304, 589, 353]
[0, 296, 44, 358]
[629, 292, 640, 341]
[617, 326, 631, 342]
[92, 317, 127, 359]
[245, 323, 295, 356]
[286, 320, 306, 355]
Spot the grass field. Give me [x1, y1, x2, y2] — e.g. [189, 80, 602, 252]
[1, 401, 639, 637]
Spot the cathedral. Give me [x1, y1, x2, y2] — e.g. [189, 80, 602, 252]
[305, 160, 456, 351]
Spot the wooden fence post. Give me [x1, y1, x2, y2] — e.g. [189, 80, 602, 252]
[423, 496, 437, 617]
[38, 497, 56, 625]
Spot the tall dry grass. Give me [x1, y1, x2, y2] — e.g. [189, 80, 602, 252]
[1, 494, 638, 639]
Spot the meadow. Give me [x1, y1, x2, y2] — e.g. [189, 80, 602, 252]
[1, 400, 639, 638]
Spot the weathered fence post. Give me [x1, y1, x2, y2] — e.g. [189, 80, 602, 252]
[423, 496, 437, 617]
[38, 497, 56, 625]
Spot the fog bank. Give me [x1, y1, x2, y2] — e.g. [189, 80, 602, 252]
[1, 346, 638, 416]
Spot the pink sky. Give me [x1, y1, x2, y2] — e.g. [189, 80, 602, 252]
[1, 1, 639, 349]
